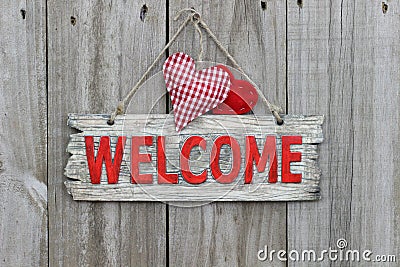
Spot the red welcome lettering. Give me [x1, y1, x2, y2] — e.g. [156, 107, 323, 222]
[131, 136, 153, 184]
[180, 136, 208, 184]
[281, 136, 302, 183]
[210, 136, 241, 184]
[157, 136, 178, 184]
[245, 136, 277, 184]
[85, 136, 126, 184]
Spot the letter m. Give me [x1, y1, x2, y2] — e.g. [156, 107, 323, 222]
[85, 136, 126, 184]
[245, 136, 277, 183]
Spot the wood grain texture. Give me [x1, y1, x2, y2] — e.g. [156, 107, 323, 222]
[64, 114, 323, 201]
[287, 0, 400, 266]
[286, 2, 332, 265]
[47, 1, 167, 266]
[0, 1, 47, 266]
[66, 183, 320, 202]
[1, 0, 398, 265]
[168, 1, 288, 266]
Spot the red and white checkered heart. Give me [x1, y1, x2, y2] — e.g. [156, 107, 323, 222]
[163, 52, 231, 131]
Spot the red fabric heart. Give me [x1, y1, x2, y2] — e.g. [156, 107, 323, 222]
[211, 65, 258, 115]
[163, 53, 231, 131]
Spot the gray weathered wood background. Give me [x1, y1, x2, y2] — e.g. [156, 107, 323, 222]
[0, 0, 399, 266]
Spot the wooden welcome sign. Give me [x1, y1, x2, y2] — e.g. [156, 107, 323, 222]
[64, 22, 325, 202]
[65, 114, 324, 201]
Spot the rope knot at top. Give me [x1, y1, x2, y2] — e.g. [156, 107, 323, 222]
[173, 8, 201, 22]
[174, 8, 204, 61]
[108, 8, 283, 125]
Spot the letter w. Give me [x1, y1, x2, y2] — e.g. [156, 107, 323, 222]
[85, 136, 126, 184]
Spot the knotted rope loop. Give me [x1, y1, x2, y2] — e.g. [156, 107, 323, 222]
[174, 8, 203, 61]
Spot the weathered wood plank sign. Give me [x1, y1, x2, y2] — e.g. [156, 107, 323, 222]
[65, 114, 324, 201]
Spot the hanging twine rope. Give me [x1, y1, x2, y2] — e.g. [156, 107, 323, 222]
[107, 13, 192, 124]
[108, 8, 283, 125]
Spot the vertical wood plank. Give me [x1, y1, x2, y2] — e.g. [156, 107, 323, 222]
[348, 0, 400, 261]
[286, 2, 331, 265]
[47, 1, 167, 266]
[287, 0, 400, 266]
[0, 1, 47, 266]
[168, 1, 287, 266]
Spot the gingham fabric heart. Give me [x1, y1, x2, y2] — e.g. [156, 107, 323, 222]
[163, 52, 231, 131]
